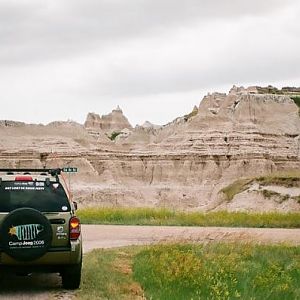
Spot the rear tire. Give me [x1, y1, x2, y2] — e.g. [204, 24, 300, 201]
[61, 261, 82, 289]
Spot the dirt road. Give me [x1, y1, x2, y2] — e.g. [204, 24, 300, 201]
[1, 225, 300, 299]
[82, 225, 300, 252]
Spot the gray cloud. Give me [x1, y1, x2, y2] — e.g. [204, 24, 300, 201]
[0, 0, 299, 125]
[0, 0, 295, 64]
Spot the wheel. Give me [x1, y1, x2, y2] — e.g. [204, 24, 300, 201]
[61, 260, 82, 289]
[0, 208, 52, 261]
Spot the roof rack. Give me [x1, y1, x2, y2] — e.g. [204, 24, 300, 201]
[0, 168, 62, 176]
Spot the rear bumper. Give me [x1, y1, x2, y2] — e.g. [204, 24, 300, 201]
[0, 240, 82, 266]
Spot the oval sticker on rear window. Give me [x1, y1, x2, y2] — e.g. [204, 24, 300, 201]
[62, 206, 68, 211]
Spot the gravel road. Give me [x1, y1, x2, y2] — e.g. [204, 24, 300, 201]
[1, 225, 300, 299]
[82, 225, 300, 251]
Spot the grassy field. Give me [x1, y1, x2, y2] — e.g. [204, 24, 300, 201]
[77, 207, 300, 228]
[78, 243, 300, 300]
[134, 243, 300, 300]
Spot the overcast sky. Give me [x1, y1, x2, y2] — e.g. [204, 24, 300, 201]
[1, 0, 300, 126]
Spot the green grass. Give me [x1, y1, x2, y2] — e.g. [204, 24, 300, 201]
[77, 207, 300, 228]
[291, 96, 300, 108]
[291, 96, 300, 116]
[77, 243, 300, 300]
[133, 243, 300, 300]
[107, 131, 121, 141]
[256, 174, 300, 188]
[77, 247, 143, 300]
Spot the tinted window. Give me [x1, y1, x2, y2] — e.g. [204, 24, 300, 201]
[0, 181, 71, 212]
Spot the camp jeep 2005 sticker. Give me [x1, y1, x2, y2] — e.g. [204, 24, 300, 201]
[8, 224, 45, 249]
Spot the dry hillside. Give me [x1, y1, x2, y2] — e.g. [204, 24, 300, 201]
[0, 86, 299, 212]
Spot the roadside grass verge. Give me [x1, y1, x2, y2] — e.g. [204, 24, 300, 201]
[77, 207, 300, 228]
[77, 247, 144, 300]
[133, 243, 300, 300]
[78, 243, 300, 300]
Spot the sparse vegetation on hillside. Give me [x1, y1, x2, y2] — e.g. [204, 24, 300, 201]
[260, 189, 291, 204]
[256, 174, 300, 187]
[221, 171, 300, 201]
[257, 86, 283, 94]
[77, 207, 300, 228]
[255, 86, 300, 95]
[291, 96, 300, 108]
[108, 131, 121, 141]
[291, 96, 300, 116]
[220, 179, 252, 201]
[184, 107, 198, 121]
[134, 243, 300, 300]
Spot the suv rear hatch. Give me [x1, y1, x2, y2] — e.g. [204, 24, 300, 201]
[0, 178, 71, 249]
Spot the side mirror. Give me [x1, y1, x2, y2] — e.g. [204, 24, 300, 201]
[73, 201, 78, 211]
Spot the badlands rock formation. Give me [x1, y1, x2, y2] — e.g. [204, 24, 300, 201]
[0, 86, 299, 212]
[84, 106, 132, 133]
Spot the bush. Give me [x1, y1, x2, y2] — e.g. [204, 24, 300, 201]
[108, 131, 121, 141]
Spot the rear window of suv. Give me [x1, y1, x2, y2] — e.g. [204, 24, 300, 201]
[0, 181, 71, 212]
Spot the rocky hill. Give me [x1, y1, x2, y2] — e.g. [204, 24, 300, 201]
[84, 106, 132, 133]
[0, 86, 299, 212]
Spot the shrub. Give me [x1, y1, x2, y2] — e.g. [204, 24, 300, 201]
[108, 131, 121, 141]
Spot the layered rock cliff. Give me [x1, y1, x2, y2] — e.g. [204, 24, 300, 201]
[0, 86, 299, 212]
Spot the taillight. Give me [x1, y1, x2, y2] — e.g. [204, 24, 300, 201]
[15, 176, 33, 181]
[69, 216, 81, 240]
